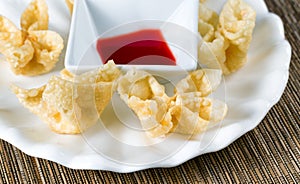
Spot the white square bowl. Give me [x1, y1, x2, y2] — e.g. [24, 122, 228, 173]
[65, 0, 200, 78]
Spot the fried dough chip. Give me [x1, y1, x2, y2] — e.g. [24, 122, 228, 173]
[12, 62, 120, 134]
[175, 69, 222, 96]
[199, 31, 230, 73]
[0, 0, 64, 76]
[21, 0, 49, 31]
[127, 96, 173, 138]
[198, 0, 256, 75]
[198, 4, 219, 42]
[0, 17, 23, 54]
[170, 93, 228, 134]
[117, 70, 173, 137]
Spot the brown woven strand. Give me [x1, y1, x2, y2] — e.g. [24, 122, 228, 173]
[1, 0, 300, 183]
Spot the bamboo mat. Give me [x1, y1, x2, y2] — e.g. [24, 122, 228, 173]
[1, 0, 299, 183]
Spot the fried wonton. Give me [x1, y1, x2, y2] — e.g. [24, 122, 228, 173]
[12, 62, 120, 134]
[117, 70, 174, 137]
[0, 0, 64, 76]
[170, 92, 228, 134]
[198, 4, 219, 42]
[175, 69, 222, 96]
[171, 69, 226, 135]
[118, 69, 227, 137]
[21, 0, 49, 31]
[219, 0, 256, 73]
[198, 0, 256, 75]
[60, 61, 121, 84]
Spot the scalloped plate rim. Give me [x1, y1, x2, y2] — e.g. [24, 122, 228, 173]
[0, 0, 292, 172]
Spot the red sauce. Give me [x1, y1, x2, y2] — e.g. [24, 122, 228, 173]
[96, 29, 176, 65]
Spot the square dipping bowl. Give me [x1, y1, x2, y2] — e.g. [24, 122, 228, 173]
[65, 0, 200, 78]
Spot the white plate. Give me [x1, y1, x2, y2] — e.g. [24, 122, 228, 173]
[0, 0, 291, 172]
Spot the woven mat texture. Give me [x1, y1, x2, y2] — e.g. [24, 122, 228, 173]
[1, 0, 299, 183]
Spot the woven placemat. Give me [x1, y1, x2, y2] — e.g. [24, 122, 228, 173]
[1, 0, 299, 183]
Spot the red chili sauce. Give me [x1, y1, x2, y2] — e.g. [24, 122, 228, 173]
[96, 29, 176, 65]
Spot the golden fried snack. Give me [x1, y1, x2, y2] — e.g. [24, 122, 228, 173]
[198, 0, 256, 75]
[12, 62, 120, 134]
[118, 68, 227, 137]
[172, 69, 226, 135]
[60, 60, 121, 83]
[117, 70, 173, 137]
[0, 0, 64, 76]
[175, 69, 222, 96]
[7, 31, 63, 76]
[170, 93, 228, 134]
[219, 0, 256, 73]
[65, 0, 74, 14]
[199, 31, 229, 73]
[0, 17, 23, 54]
[21, 0, 49, 31]
[198, 4, 219, 42]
